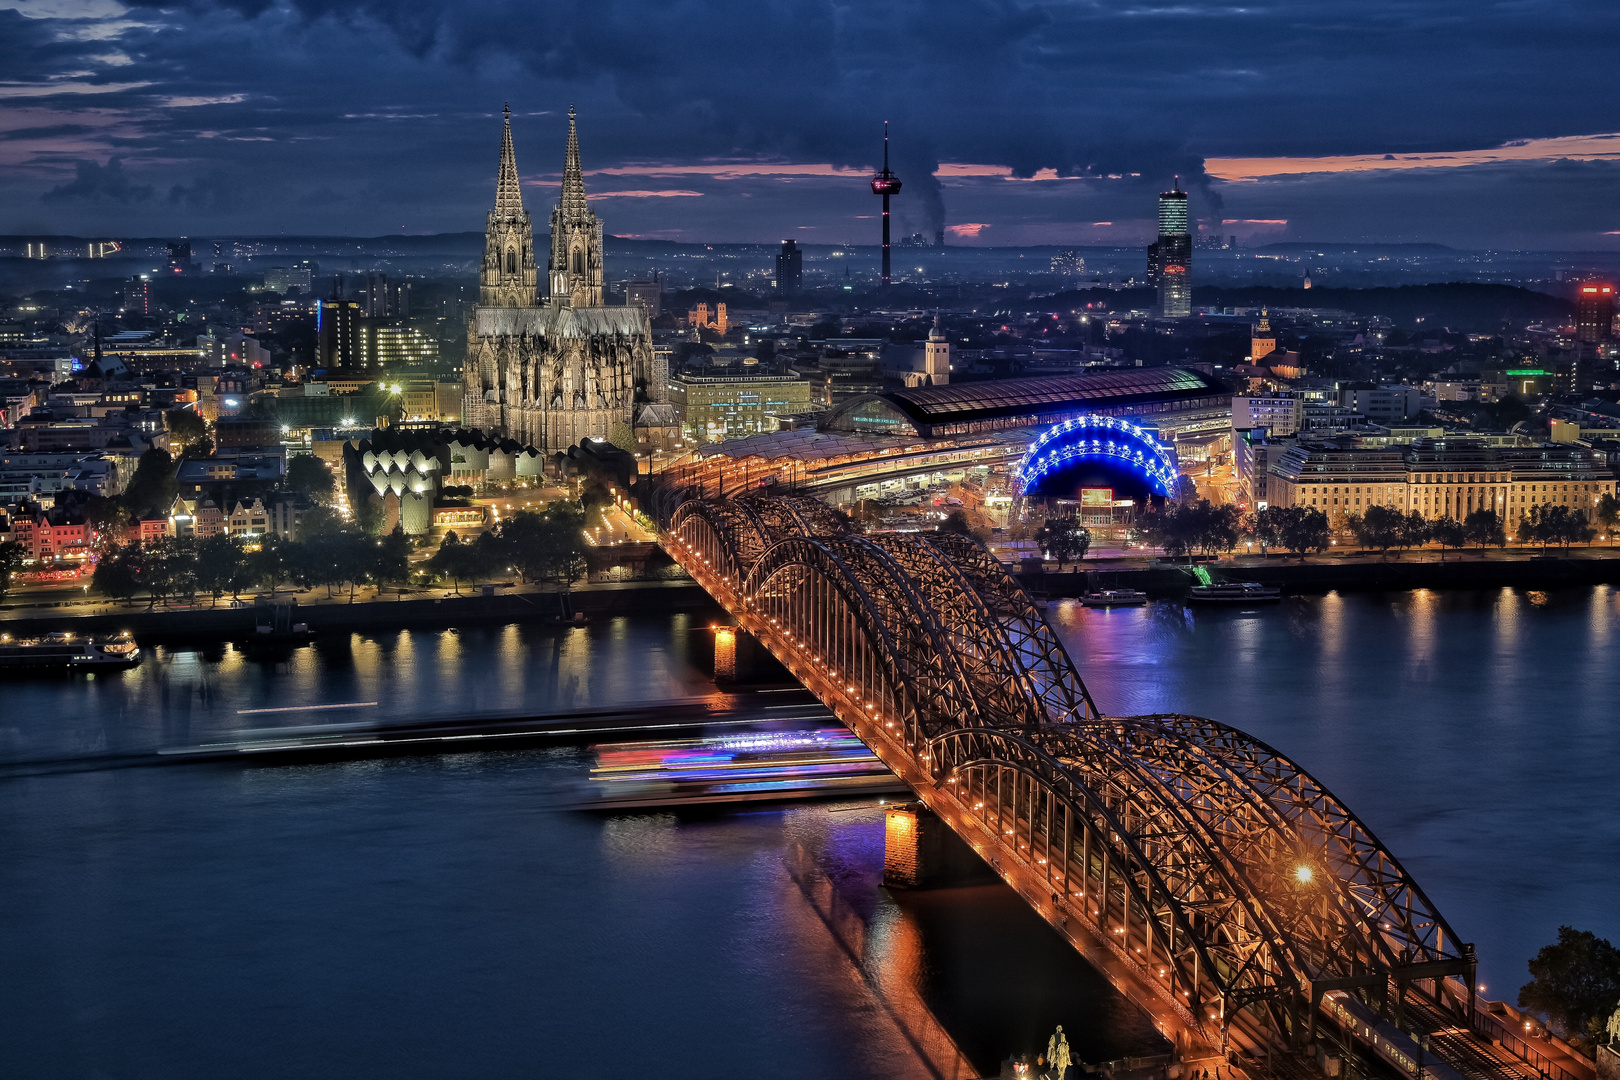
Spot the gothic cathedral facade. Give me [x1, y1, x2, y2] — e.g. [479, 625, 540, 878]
[463, 106, 655, 453]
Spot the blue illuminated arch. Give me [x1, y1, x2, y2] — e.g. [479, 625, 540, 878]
[1013, 414, 1179, 498]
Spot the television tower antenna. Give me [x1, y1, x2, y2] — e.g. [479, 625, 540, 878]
[870, 122, 903, 288]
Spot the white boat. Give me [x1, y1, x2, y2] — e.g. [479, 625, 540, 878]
[0, 630, 141, 672]
[1081, 589, 1149, 608]
[1186, 582, 1282, 604]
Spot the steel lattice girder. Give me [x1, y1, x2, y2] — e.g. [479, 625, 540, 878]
[662, 496, 1471, 1042]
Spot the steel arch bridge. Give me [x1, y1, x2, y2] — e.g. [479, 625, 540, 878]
[665, 494, 1477, 1057]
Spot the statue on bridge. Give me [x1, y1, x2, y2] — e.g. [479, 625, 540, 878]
[1045, 1025, 1073, 1079]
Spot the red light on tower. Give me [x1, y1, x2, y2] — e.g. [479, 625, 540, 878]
[870, 122, 903, 287]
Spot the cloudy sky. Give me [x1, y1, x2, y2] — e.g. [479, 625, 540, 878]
[4, 0, 1620, 248]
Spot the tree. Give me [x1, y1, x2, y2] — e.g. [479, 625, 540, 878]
[251, 535, 293, 595]
[121, 448, 178, 521]
[284, 454, 337, 507]
[195, 534, 245, 606]
[428, 531, 484, 594]
[85, 495, 132, 556]
[1350, 505, 1404, 556]
[0, 539, 25, 598]
[1463, 508, 1507, 551]
[1431, 516, 1466, 557]
[1243, 507, 1286, 555]
[1399, 512, 1431, 552]
[1595, 493, 1620, 544]
[164, 407, 209, 456]
[1520, 505, 1595, 551]
[1275, 506, 1330, 560]
[92, 549, 140, 604]
[1518, 926, 1620, 1044]
[1036, 515, 1092, 570]
[366, 527, 412, 594]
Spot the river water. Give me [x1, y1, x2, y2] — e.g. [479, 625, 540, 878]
[1, 588, 1615, 1078]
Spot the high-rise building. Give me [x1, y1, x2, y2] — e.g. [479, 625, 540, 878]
[625, 279, 662, 317]
[364, 272, 389, 317]
[125, 276, 151, 316]
[776, 240, 802, 293]
[316, 298, 362, 369]
[1576, 284, 1615, 344]
[1149, 181, 1191, 318]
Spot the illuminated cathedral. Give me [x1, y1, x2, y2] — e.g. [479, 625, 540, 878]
[463, 106, 657, 452]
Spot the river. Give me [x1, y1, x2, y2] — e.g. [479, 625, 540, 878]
[0, 587, 1615, 1078]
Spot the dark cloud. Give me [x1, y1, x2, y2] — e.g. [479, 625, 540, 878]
[41, 158, 155, 205]
[167, 172, 243, 212]
[5, 0, 1620, 245]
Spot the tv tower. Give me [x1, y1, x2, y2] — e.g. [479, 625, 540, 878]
[870, 122, 903, 287]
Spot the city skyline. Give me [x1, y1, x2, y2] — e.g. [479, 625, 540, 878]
[3, 0, 1620, 248]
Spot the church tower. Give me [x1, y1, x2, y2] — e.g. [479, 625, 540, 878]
[549, 106, 605, 308]
[925, 311, 951, 385]
[480, 105, 538, 308]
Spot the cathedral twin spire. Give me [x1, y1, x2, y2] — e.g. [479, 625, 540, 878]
[479, 104, 602, 310]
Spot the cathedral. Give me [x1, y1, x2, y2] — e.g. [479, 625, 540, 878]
[463, 106, 657, 453]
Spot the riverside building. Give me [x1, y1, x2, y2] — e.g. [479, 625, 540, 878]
[1267, 439, 1619, 519]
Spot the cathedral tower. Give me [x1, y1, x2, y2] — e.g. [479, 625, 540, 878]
[549, 106, 605, 308]
[480, 105, 538, 308]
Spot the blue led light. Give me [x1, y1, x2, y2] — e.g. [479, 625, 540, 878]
[1013, 413, 1179, 497]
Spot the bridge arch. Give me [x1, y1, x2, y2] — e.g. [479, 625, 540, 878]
[662, 495, 1476, 1054]
[1014, 413, 1179, 499]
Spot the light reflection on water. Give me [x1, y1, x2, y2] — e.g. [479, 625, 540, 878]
[0, 614, 718, 761]
[0, 590, 1615, 1075]
[1051, 587, 1620, 990]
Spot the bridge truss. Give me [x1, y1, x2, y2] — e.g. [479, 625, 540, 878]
[666, 494, 1477, 1056]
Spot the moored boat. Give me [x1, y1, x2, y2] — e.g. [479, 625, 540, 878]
[0, 630, 142, 672]
[1186, 582, 1282, 604]
[1081, 589, 1149, 608]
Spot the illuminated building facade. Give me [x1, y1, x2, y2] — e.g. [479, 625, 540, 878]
[463, 106, 657, 452]
[670, 372, 814, 441]
[316, 298, 362, 369]
[776, 240, 802, 293]
[1250, 311, 1277, 361]
[1576, 284, 1615, 344]
[1148, 182, 1191, 318]
[1268, 439, 1620, 520]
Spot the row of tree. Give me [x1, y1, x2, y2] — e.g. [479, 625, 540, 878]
[87, 503, 593, 605]
[425, 506, 590, 592]
[1134, 499, 1608, 561]
[92, 528, 412, 605]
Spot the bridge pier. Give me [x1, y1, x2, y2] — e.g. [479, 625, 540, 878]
[883, 803, 997, 889]
[712, 626, 779, 684]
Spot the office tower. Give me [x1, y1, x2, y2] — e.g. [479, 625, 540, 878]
[1150, 180, 1191, 318]
[166, 241, 193, 274]
[126, 276, 151, 316]
[869, 123, 903, 287]
[776, 240, 802, 293]
[625, 279, 662, 317]
[317, 298, 362, 369]
[1576, 284, 1615, 344]
[363, 273, 389, 317]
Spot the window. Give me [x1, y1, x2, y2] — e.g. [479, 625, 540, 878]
[506, 249, 516, 274]
[572, 249, 584, 274]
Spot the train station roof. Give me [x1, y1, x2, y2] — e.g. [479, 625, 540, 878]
[819, 367, 1227, 438]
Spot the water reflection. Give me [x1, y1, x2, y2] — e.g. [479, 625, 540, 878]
[1048, 588, 1620, 989]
